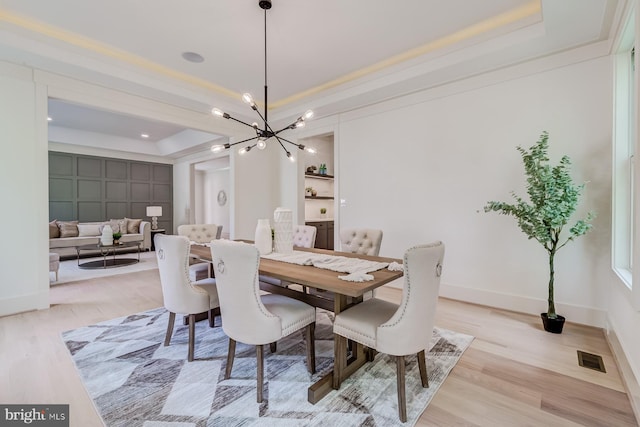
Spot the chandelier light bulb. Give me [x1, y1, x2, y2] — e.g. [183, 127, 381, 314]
[304, 147, 317, 154]
[211, 144, 225, 153]
[238, 147, 248, 155]
[257, 139, 267, 150]
[212, 108, 224, 117]
[242, 93, 255, 106]
[303, 110, 314, 120]
[287, 152, 295, 162]
[295, 121, 306, 128]
[252, 122, 259, 129]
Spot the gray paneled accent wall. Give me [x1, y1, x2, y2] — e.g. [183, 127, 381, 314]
[49, 152, 173, 231]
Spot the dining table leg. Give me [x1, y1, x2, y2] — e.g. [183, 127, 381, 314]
[307, 293, 369, 404]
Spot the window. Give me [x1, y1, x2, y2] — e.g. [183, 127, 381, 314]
[612, 11, 635, 289]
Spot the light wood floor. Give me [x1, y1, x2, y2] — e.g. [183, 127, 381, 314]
[0, 269, 637, 426]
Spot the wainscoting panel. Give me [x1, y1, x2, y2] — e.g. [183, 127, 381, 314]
[49, 151, 173, 231]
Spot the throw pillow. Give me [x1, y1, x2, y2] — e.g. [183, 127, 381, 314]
[78, 223, 103, 237]
[125, 218, 142, 234]
[57, 221, 79, 238]
[49, 220, 60, 238]
[109, 218, 128, 235]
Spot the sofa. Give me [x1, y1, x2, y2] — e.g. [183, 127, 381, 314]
[49, 218, 151, 258]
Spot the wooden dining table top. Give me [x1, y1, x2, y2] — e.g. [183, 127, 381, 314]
[189, 243, 404, 298]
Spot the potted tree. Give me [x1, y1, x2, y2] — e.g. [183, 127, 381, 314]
[483, 131, 594, 333]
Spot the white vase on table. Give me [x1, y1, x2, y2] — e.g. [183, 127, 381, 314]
[100, 224, 113, 246]
[273, 207, 293, 253]
[254, 219, 272, 255]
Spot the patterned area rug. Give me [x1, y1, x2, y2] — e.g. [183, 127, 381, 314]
[62, 308, 473, 426]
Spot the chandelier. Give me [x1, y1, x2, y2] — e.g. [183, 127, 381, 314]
[210, 0, 316, 162]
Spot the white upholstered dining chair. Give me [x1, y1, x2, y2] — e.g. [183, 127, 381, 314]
[210, 239, 317, 403]
[339, 228, 383, 256]
[155, 234, 220, 362]
[332, 241, 445, 422]
[177, 223, 222, 281]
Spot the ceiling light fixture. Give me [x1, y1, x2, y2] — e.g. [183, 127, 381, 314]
[141, 133, 149, 138]
[182, 51, 204, 63]
[210, 0, 315, 162]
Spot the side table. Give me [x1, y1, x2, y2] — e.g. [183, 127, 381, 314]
[150, 228, 166, 251]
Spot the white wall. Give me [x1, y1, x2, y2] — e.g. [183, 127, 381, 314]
[0, 62, 49, 316]
[338, 55, 614, 327]
[203, 169, 230, 236]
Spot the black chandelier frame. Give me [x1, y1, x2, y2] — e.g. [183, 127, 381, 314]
[211, 0, 314, 161]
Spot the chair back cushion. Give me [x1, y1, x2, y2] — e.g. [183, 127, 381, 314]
[210, 240, 281, 344]
[155, 234, 210, 315]
[177, 224, 220, 244]
[376, 241, 445, 355]
[339, 228, 383, 256]
[293, 225, 317, 248]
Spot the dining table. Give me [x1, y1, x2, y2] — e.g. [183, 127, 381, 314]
[189, 242, 404, 404]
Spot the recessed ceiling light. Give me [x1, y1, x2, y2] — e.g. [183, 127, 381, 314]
[141, 133, 149, 138]
[182, 51, 204, 63]
[47, 117, 52, 121]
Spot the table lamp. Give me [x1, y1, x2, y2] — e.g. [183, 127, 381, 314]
[146, 206, 162, 230]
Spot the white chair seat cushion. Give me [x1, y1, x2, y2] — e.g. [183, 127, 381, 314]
[333, 298, 398, 349]
[261, 294, 316, 338]
[194, 278, 219, 308]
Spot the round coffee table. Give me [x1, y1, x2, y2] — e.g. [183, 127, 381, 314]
[76, 241, 142, 269]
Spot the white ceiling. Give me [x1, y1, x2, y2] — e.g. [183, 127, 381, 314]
[0, 0, 623, 157]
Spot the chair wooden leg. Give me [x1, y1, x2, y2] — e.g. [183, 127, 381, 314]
[366, 347, 377, 362]
[208, 307, 220, 328]
[417, 350, 429, 388]
[332, 334, 347, 389]
[225, 338, 236, 380]
[187, 314, 196, 362]
[270, 342, 277, 353]
[256, 344, 264, 403]
[305, 322, 316, 374]
[396, 355, 407, 422]
[164, 312, 176, 346]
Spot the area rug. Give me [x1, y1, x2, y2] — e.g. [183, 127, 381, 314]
[62, 308, 473, 427]
[52, 251, 158, 285]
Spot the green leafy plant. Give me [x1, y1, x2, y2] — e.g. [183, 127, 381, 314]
[483, 131, 594, 319]
[320, 208, 327, 214]
[112, 232, 122, 240]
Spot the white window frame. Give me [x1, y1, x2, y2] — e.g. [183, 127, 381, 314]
[612, 7, 636, 290]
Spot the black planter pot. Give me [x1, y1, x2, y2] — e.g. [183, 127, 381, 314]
[541, 313, 565, 334]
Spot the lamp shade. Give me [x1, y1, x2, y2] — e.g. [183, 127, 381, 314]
[146, 206, 162, 217]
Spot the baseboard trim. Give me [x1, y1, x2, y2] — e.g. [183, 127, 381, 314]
[0, 291, 49, 317]
[605, 322, 640, 423]
[439, 282, 607, 328]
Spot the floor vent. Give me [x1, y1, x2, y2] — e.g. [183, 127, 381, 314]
[577, 350, 606, 373]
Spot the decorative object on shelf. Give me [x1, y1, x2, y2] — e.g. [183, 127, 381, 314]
[483, 131, 594, 334]
[100, 224, 113, 246]
[146, 206, 163, 230]
[311, 189, 318, 197]
[112, 232, 122, 245]
[305, 187, 313, 197]
[210, 0, 316, 162]
[306, 165, 317, 174]
[254, 219, 272, 255]
[318, 163, 326, 175]
[320, 208, 327, 218]
[217, 190, 227, 206]
[273, 207, 293, 253]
